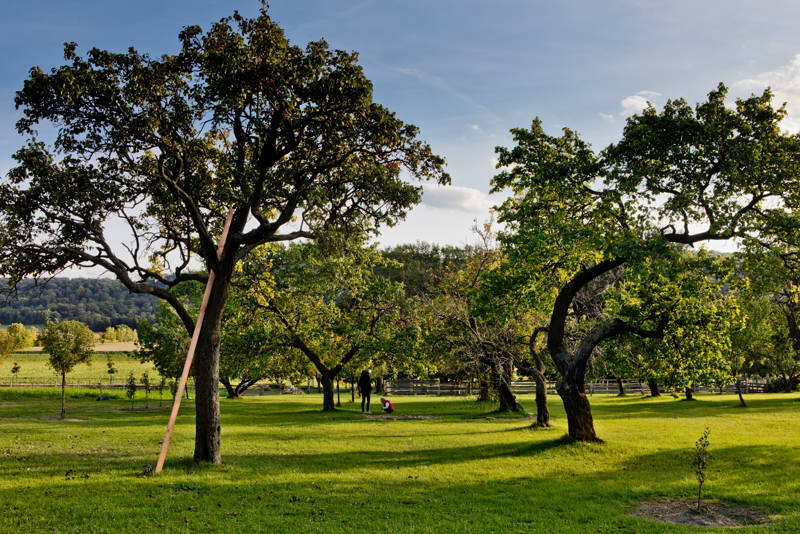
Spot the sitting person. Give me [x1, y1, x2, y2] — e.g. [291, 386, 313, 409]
[380, 397, 394, 414]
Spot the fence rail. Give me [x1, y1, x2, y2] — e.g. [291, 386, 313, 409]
[0, 376, 767, 395]
[384, 378, 767, 396]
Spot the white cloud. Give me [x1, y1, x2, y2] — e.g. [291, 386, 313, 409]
[598, 112, 614, 121]
[421, 184, 493, 213]
[619, 91, 660, 116]
[733, 53, 800, 133]
[469, 124, 481, 131]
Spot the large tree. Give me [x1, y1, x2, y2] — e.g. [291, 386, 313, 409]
[244, 241, 408, 411]
[0, 10, 447, 462]
[426, 223, 529, 413]
[492, 85, 800, 441]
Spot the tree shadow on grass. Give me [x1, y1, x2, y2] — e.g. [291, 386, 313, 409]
[588, 394, 800, 420]
[4, 442, 798, 533]
[217, 435, 575, 475]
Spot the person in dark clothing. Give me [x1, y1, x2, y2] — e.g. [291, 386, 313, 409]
[358, 369, 372, 413]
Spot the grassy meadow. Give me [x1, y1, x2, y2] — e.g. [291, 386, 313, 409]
[1, 390, 798, 532]
[2, 344, 157, 385]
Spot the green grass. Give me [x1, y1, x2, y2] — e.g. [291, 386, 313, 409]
[1, 351, 159, 385]
[1, 391, 798, 533]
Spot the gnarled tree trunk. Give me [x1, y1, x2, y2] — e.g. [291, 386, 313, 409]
[556, 370, 601, 442]
[526, 328, 551, 427]
[684, 386, 694, 400]
[647, 378, 660, 397]
[493, 360, 522, 412]
[496, 380, 521, 412]
[533, 373, 550, 427]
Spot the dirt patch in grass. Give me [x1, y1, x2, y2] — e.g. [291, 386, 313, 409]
[364, 414, 441, 421]
[632, 499, 769, 527]
[42, 417, 89, 422]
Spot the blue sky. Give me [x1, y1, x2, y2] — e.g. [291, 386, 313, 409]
[3, 0, 800, 251]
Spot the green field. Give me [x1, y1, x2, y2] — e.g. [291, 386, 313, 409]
[1, 349, 158, 385]
[1, 391, 798, 532]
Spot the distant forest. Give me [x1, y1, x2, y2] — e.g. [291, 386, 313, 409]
[0, 278, 158, 331]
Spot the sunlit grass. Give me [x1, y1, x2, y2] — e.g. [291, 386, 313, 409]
[1, 391, 798, 532]
[1, 351, 158, 385]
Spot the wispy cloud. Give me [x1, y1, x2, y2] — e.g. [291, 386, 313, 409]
[598, 112, 614, 121]
[393, 67, 502, 122]
[469, 124, 481, 132]
[733, 53, 800, 133]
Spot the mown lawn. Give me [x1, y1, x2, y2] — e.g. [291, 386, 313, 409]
[0, 390, 798, 532]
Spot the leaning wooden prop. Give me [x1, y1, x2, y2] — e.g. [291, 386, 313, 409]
[155, 209, 235, 473]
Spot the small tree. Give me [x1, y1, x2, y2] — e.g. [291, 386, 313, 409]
[7, 323, 35, 349]
[102, 326, 117, 343]
[0, 330, 14, 359]
[126, 372, 137, 409]
[11, 362, 20, 386]
[691, 427, 711, 510]
[106, 358, 117, 385]
[40, 320, 95, 419]
[141, 371, 151, 409]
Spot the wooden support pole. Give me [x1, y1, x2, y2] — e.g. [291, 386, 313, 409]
[155, 208, 235, 473]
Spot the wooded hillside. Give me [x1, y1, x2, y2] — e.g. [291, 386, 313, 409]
[0, 278, 157, 330]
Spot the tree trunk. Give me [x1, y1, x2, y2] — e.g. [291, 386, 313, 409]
[556, 375, 601, 442]
[336, 380, 341, 407]
[492, 362, 521, 412]
[351, 382, 355, 403]
[647, 378, 660, 397]
[321, 374, 336, 411]
[375, 375, 383, 394]
[684, 386, 694, 400]
[60, 371, 66, 419]
[615, 376, 625, 396]
[527, 331, 551, 427]
[477, 380, 490, 402]
[497, 380, 521, 412]
[736, 379, 746, 407]
[192, 276, 230, 464]
[220, 377, 238, 399]
[533, 372, 550, 427]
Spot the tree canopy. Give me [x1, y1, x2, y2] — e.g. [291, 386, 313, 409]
[492, 84, 800, 440]
[0, 8, 448, 463]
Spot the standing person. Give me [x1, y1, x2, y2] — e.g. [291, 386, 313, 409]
[358, 369, 372, 413]
[380, 397, 394, 414]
